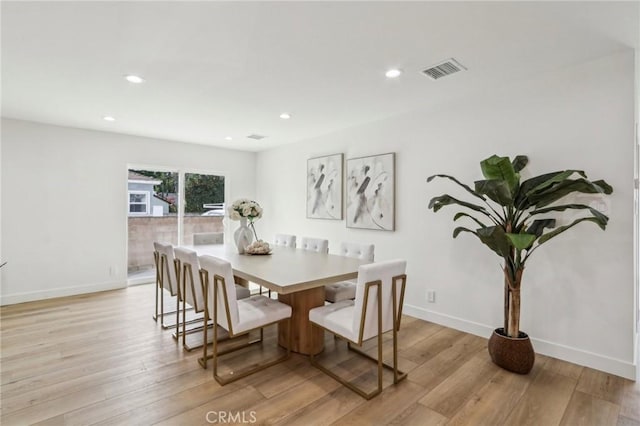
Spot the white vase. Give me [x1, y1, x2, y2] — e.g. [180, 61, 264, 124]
[234, 217, 254, 254]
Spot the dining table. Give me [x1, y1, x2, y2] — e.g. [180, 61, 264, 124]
[188, 243, 367, 355]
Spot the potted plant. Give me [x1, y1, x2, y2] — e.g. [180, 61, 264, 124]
[428, 155, 612, 374]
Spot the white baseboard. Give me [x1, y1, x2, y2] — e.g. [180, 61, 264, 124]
[404, 303, 637, 381]
[0, 280, 126, 306]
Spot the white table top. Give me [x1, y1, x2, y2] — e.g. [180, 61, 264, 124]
[185, 244, 365, 294]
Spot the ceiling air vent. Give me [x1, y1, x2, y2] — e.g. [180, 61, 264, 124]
[422, 58, 467, 80]
[247, 134, 267, 140]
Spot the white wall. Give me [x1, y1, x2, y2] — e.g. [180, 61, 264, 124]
[0, 119, 256, 304]
[256, 50, 637, 379]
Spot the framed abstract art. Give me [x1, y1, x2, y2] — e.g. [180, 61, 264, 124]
[306, 153, 343, 219]
[346, 153, 395, 231]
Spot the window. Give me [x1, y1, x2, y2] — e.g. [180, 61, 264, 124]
[129, 191, 150, 215]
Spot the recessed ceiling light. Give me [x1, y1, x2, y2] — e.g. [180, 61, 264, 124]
[103, 116, 115, 122]
[385, 69, 402, 79]
[124, 74, 145, 84]
[279, 113, 291, 119]
[225, 136, 233, 141]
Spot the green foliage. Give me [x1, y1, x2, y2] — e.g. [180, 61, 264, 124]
[428, 155, 612, 336]
[131, 170, 225, 213]
[184, 173, 225, 213]
[428, 155, 612, 274]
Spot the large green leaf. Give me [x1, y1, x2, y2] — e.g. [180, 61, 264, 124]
[525, 170, 586, 196]
[453, 226, 477, 239]
[526, 219, 556, 238]
[538, 217, 607, 245]
[505, 233, 537, 250]
[592, 180, 614, 194]
[512, 155, 529, 173]
[516, 171, 567, 208]
[480, 155, 519, 192]
[477, 226, 511, 258]
[428, 194, 492, 217]
[530, 204, 609, 225]
[475, 179, 513, 206]
[453, 212, 488, 228]
[528, 179, 612, 208]
[427, 174, 486, 201]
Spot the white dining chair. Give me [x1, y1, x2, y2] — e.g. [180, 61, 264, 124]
[256, 233, 297, 297]
[274, 234, 296, 248]
[193, 232, 224, 245]
[300, 237, 329, 253]
[173, 247, 206, 349]
[198, 255, 292, 385]
[174, 247, 250, 350]
[309, 259, 408, 399]
[153, 242, 181, 328]
[325, 242, 375, 303]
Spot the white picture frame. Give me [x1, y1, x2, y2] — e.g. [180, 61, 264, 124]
[346, 153, 395, 231]
[306, 153, 343, 220]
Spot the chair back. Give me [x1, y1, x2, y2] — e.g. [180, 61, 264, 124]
[352, 260, 407, 342]
[198, 255, 239, 332]
[274, 234, 296, 248]
[300, 237, 329, 253]
[174, 247, 205, 312]
[339, 242, 375, 262]
[193, 232, 224, 245]
[153, 242, 178, 296]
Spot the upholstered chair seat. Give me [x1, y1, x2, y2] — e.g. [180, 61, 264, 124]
[324, 242, 375, 303]
[198, 255, 292, 385]
[309, 259, 408, 399]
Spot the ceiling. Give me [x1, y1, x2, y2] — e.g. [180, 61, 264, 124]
[2, 1, 638, 152]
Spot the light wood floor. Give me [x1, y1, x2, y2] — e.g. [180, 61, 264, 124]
[1, 284, 638, 426]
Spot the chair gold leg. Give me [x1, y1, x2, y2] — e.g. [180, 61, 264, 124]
[160, 280, 164, 327]
[310, 328, 406, 399]
[212, 319, 291, 386]
[154, 278, 159, 322]
[346, 343, 408, 383]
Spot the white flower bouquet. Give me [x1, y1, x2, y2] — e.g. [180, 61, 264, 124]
[228, 198, 263, 240]
[228, 199, 263, 222]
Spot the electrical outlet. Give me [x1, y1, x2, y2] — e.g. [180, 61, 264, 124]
[109, 266, 118, 277]
[427, 290, 436, 303]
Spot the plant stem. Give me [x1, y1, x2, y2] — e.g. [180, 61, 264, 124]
[249, 221, 258, 241]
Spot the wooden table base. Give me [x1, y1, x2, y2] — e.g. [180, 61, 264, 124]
[278, 286, 324, 355]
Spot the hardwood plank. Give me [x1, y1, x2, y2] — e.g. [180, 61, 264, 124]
[576, 367, 627, 405]
[620, 378, 640, 421]
[447, 355, 547, 426]
[618, 416, 640, 426]
[503, 369, 577, 426]
[151, 385, 266, 426]
[559, 390, 620, 426]
[239, 372, 342, 424]
[1, 283, 636, 426]
[92, 381, 250, 426]
[331, 380, 428, 425]
[542, 355, 584, 380]
[271, 385, 365, 426]
[407, 333, 486, 392]
[419, 351, 500, 417]
[387, 402, 448, 426]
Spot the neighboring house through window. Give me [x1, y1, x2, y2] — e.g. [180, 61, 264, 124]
[129, 190, 150, 215]
[127, 170, 171, 216]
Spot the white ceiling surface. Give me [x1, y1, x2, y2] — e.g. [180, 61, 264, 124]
[2, 2, 638, 152]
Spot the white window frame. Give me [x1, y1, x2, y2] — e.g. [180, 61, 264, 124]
[128, 190, 150, 216]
